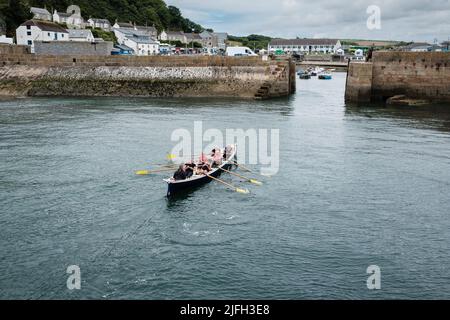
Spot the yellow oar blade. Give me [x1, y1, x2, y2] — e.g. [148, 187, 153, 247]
[250, 179, 263, 186]
[236, 188, 250, 194]
[166, 154, 177, 160]
[135, 170, 150, 175]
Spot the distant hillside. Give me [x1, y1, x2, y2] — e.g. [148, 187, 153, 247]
[0, 0, 204, 37]
[228, 34, 272, 50]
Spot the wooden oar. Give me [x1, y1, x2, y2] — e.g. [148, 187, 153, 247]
[206, 174, 249, 194]
[231, 161, 271, 177]
[219, 167, 262, 186]
[135, 167, 176, 175]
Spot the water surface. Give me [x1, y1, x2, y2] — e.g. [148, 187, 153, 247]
[1, 73, 450, 299]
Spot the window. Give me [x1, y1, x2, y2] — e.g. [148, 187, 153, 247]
[27, 40, 32, 45]
[48, 33, 51, 37]
[27, 25, 31, 30]
[61, 34, 64, 38]
[27, 31, 31, 36]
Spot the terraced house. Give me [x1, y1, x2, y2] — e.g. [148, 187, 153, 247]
[268, 38, 342, 54]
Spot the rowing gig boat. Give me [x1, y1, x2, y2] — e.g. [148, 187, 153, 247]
[164, 144, 237, 197]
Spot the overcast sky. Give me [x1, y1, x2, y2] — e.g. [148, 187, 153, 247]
[167, 0, 450, 42]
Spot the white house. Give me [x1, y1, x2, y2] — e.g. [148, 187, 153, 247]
[114, 22, 157, 40]
[135, 25, 158, 39]
[87, 18, 111, 31]
[268, 38, 341, 54]
[336, 48, 345, 55]
[16, 20, 69, 53]
[199, 31, 218, 48]
[124, 36, 159, 56]
[0, 35, 14, 44]
[53, 5, 85, 29]
[403, 43, 432, 52]
[30, 7, 52, 21]
[68, 29, 95, 42]
[113, 28, 137, 45]
[185, 32, 202, 45]
[114, 28, 159, 55]
[159, 30, 187, 44]
[113, 22, 134, 29]
[213, 32, 228, 50]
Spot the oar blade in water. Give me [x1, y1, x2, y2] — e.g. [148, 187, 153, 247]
[236, 188, 250, 194]
[135, 170, 150, 175]
[250, 179, 263, 186]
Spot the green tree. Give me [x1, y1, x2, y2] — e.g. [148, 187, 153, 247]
[2, 0, 205, 36]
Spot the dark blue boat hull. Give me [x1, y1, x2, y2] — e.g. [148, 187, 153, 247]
[167, 160, 235, 197]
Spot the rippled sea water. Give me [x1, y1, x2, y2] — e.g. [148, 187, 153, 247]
[1, 73, 450, 299]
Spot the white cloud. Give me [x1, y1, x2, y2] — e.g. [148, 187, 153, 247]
[167, 0, 450, 42]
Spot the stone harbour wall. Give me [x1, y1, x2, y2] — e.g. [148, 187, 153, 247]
[0, 45, 294, 99]
[345, 51, 450, 103]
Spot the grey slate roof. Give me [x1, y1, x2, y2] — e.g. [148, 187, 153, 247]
[115, 44, 134, 51]
[31, 7, 51, 16]
[270, 38, 339, 46]
[68, 29, 93, 38]
[90, 18, 111, 24]
[402, 42, 431, 50]
[165, 31, 184, 36]
[132, 36, 159, 44]
[116, 28, 149, 37]
[199, 31, 213, 38]
[55, 11, 72, 18]
[116, 22, 134, 28]
[136, 25, 157, 33]
[20, 20, 69, 33]
[185, 33, 202, 40]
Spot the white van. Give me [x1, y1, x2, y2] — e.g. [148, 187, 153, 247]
[226, 46, 258, 57]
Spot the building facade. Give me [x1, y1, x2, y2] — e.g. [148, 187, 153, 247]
[113, 22, 134, 29]
[159, 31, 187, 44]
[87, 18, 111, 31]
[114, 23, 158, 40]
[68, 29, 95, 42]
[16, 20, 69, 53]
[213, 32, 228, 50]
[0, 35, 14, 44]
[114, 28, 159, 55]
[53, 5, 85, 29]
[268, 38, 341, 54]
[199, 31, 218, 48]
[123, 36, 159, 56]
[185, 33, 202, 45]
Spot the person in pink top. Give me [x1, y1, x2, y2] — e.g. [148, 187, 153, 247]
[199, 152, 208, 163]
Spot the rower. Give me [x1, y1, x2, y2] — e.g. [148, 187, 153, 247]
[212, 148, 223, 167]
[173, 164, 188, 181]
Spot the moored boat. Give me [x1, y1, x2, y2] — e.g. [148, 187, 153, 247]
[297, 68, 306, 76]
[318, 72, 332, 80]
[164, 144, 237, 197]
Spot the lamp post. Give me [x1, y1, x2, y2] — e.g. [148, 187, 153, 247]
[192, 28, 195, 55]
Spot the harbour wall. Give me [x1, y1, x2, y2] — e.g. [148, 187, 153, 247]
[0, 45, 295, 99]
[345, 51, 450, 103]
[34, 41, 114, 56]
